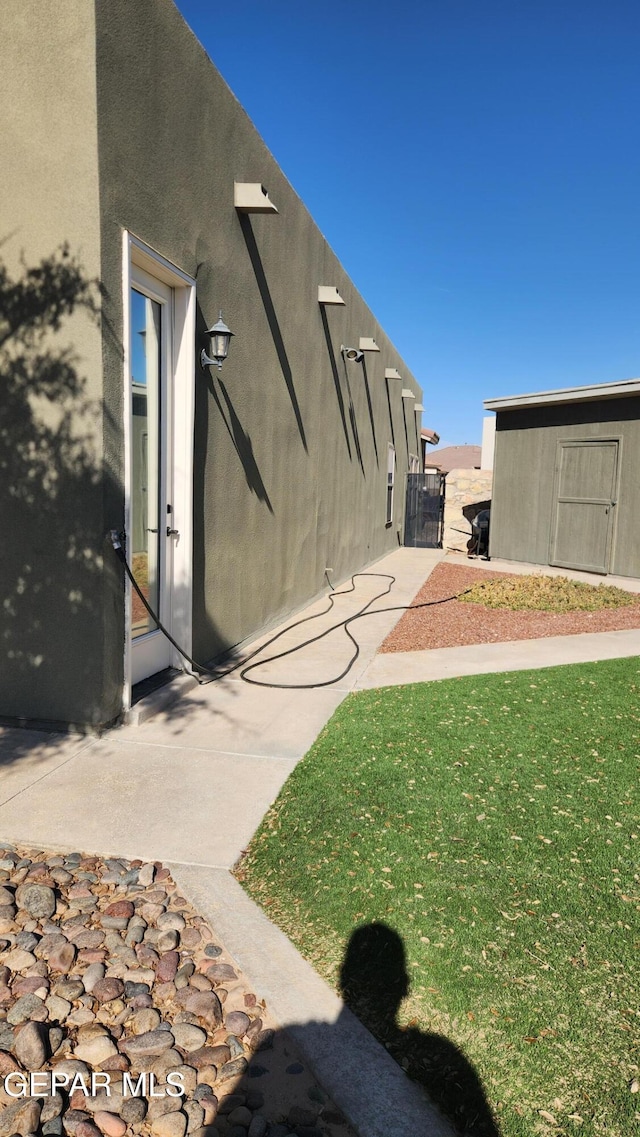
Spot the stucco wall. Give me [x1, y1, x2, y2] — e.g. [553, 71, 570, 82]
[481, 416, 496, 470]
[0, 2, 114, 725]
[442, 470, 493, 552]
[490, 397, 640, 577]
[94, 0, 422, 674]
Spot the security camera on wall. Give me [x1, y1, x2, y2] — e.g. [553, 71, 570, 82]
[341, 345, 364, 363]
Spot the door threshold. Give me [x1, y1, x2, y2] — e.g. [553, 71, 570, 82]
[131, 667, 182, 706]
[125, 669, 198, 727]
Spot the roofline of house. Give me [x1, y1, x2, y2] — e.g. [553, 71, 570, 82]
[484, 377, 640, 412]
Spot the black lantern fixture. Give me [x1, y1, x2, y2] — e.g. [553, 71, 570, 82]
[201, 311, 235, 371]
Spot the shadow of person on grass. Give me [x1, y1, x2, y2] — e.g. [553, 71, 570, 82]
[339, 923, 501, 1137]
[215, 920, 500, 1136]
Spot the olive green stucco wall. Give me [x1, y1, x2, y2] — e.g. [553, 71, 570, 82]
[95, 0, 422, 673]
[490, 397, 640, 577]
[0, 2, 122, 725]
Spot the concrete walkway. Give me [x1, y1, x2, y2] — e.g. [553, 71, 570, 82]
[360, 626, 640, 688]
[4, 546, 637, 866]
[0, 549, 444, 868]
[1, 545, 638, 1137]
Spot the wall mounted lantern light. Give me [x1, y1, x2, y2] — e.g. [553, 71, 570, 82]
[341, 345, 364, 363]
[201, 311, 235, 372]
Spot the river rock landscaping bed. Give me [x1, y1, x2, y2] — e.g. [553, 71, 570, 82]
[381, 560, 640, 652]
[0, 846, 352, 1137]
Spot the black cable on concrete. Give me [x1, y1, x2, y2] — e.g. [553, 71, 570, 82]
[110, 533, 473, 691]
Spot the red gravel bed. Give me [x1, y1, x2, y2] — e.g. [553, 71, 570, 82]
[380, 561, 640, 653]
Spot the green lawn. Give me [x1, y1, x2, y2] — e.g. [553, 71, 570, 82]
[237, 657, 640, 1137]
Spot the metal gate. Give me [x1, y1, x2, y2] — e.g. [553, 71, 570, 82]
[404, 473, 444, 548]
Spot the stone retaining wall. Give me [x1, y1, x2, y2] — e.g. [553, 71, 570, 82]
[442, 468, 493, 552]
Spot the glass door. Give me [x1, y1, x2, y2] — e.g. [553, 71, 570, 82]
[129, 268, 174, 685]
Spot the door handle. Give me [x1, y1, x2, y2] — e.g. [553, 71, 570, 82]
[166, 527, 179, 537]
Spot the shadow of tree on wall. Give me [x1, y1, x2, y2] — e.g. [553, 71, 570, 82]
[0, 243, 113, 729]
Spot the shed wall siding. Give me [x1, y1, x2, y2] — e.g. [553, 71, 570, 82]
[490, 397, 640, 577]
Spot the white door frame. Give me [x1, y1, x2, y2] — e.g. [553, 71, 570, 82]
[122, 232, 196, 710]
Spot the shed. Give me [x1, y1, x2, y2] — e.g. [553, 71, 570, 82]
[484, 379, 640, 577]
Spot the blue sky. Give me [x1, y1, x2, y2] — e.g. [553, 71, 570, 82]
[176, 0, 640, 445]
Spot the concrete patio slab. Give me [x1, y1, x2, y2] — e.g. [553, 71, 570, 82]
[0, 727, 92, 806]
[0, 735, 297, 867]
[117, 682, 347, 757]
[0, 550, 447, 874]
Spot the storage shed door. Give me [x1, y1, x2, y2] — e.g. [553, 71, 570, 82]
[550, 440, 619, 573]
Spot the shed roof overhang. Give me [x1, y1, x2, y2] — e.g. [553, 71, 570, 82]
[484, 377, 640, 413]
